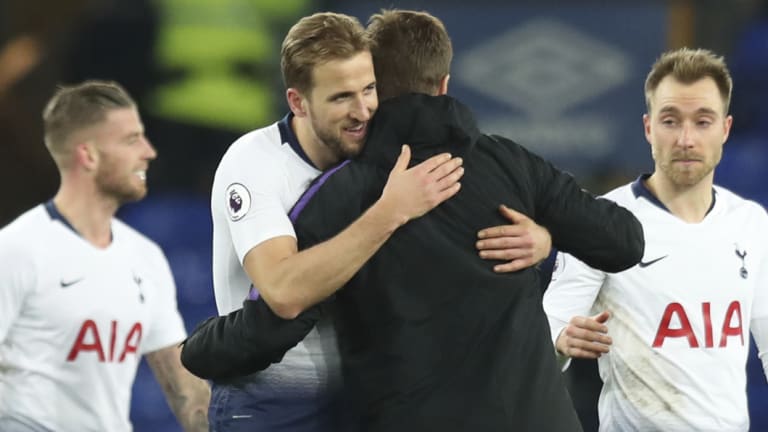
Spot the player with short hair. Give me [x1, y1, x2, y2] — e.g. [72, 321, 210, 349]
[0, 80, 210, 431]
[286, 10, 644, 431]
[543, 48, 768, 431]
[205, 12, 468, 432]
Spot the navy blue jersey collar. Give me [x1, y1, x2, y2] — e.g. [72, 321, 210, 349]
[631, 174, 716, 215]
[45, 200, 79, 235]
[278, 112, 317, 169]
[45, 200, 114, 241]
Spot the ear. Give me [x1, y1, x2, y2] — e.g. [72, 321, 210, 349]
[438, 74, 450, 96]
[722, 114, 733, 144]
[286, 88, 308, 118]
[75, 141, 99, 172]
[642, 114, 652, 146]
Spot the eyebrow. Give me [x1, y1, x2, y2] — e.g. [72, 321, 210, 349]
[658, 106, 719, 116]
[122, 131, 144, 141]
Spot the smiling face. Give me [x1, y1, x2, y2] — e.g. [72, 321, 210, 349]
[291, 51, 378, 166]
[91, 108, 157, 204]
[644, 76, 732, 189]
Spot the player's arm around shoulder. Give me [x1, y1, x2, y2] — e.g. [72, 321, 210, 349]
[145, 344, 210, 432]
[245, 145, 464, 319]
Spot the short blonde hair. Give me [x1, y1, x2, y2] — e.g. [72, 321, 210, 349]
[43, 80, 136, 161]
[281, 12, 371, 95]
[644, 48, 733, 114]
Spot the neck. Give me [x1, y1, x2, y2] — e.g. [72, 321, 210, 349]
[645, 172, 714, 223]
[53, 178, 117, 248]
[291, 115, 337, 170]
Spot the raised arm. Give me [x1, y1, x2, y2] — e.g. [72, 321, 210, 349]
[145, 344, 211, 432]
[249, 145, 463, 318]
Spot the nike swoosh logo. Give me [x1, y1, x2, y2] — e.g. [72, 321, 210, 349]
[638, 255, 668, 268]
[60, 278, 84, 288]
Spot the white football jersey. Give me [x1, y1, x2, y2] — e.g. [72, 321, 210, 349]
[0, 203, 186, 432]
[210, 113, 342, 399]
[544, 177, 768, 432]
[211, 114, 321, 315]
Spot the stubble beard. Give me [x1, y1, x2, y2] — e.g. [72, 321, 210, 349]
[312, 117, 365, 161]
[660, 150, 719, 187]
[95, 166, 147, 205]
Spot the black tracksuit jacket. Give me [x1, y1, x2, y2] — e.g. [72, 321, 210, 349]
[181, 93, 644, 432]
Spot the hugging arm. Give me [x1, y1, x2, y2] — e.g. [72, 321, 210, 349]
[180, 298, 322, 380]
[527, 150, 643, 272]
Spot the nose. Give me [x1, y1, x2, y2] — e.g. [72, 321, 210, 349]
[143, 137, 158, 160]
[677, 122, 695, 148]
[350, 95, 373, 122]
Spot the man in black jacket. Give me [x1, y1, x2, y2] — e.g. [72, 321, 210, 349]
[182, 10, 644, 432]
[285, 11, 643, 431]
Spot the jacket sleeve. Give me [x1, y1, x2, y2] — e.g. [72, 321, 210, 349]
[180, 297, 322, 380]
[514, 141, 644, 273]
[294, 163, 381, 249]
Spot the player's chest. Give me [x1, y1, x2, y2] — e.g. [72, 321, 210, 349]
[600, 222, 760, 351]
[613, 222, 758, 304]
[28, 251, 154, 327]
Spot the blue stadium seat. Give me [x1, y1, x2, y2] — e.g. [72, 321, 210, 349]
[730, 20, 768, 136]
[118, 194, 212, 251]
[715, 134, 768, 207]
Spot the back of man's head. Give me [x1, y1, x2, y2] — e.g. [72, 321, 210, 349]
[281, 12, 371, 95]
[367, 9, 452, 100]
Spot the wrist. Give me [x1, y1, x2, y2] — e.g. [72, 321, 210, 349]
[368, 198, 407, 233]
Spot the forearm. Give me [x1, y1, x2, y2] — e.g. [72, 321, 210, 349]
[181, 298, 322, 380]
[544, 190, 645, 273]
[530, 150, 644, 272]
[264, 199, 402, 318]
[256, 148, 462, 318]
[170, 394, 208, 432]
[146, 346, 211, 432]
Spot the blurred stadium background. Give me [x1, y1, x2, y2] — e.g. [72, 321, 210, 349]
[1, 0, 767, 430]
